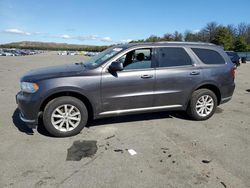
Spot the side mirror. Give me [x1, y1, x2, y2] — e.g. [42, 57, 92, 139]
[109, 61, 123, 72]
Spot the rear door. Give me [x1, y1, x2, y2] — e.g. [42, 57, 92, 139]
[154, 47, 203, 107]
[101, 48, 156, 113]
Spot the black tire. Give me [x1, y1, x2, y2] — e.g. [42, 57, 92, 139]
[43, 96, 88, 137]
[187, 89, 217, 121]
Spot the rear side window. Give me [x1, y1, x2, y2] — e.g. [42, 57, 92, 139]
[156, 47, 192, 67]
[192, 48, 225, 64]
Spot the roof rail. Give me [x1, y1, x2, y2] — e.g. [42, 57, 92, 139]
[156, 41, 215, 46]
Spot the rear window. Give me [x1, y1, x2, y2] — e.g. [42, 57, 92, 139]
[192, 48, 225, 64]
[156, 47, 192, 67]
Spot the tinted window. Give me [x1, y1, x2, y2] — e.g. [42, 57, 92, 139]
[117, 49, 152, 70]
[156, 47, 192, 67]
[226, 51, 240, 61]
[192, 48, 225, 64]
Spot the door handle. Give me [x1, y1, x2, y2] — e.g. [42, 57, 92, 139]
[141, 75, 153, 79]
[190, 71, 200, 75]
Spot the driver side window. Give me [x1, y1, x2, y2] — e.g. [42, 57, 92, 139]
[117, 49, 152, 70]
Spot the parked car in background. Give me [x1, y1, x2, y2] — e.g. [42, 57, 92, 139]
[226, 51, 241, 66]
[57, 51, 67, 56]
[2, 52, 14, 56]
[0, 48, 43, 56]
[16, 42, 236, 137]
[85, 51, 99, 56]
[67, 51, 77, 56]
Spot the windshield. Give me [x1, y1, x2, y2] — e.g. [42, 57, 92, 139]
[84, 47, 124, 68]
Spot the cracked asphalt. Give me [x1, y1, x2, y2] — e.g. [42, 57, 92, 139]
[0, 52, 249, 188]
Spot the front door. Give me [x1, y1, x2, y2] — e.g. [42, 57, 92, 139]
[101, 48, 155, 114]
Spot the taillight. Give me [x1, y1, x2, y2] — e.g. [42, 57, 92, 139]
[230, 67, 236, 77]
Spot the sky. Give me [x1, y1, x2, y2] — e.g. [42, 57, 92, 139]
[0, 0, 250, 46]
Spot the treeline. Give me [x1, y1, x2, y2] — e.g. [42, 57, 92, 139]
[0, 45, 109, 52]
[0, 41, 110, 52]
[130, 22, 250, 52]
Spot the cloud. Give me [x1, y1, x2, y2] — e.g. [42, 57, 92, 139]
[3, 28, 31, 36]
[192, 29, 200, 34]
[77, 35, 99, 41]
[89, 35, 98, 40]
[54, 34, 113, 43]
[2, 28, 116, 43]
[50, 34, 73, 39]
[33, 31, 47, 35]
[101, 37, 112, 42]
[120, 39, 132, 43]
[59, 34, 72, 39]
[77, 35, 112, 42]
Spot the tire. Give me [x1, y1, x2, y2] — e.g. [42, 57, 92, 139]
[187, 89, 217, 121]
[43, 96, 88, 137]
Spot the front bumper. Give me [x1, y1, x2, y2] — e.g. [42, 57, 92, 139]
[19, 112, 37, 128]
[16, 91, 40, 128]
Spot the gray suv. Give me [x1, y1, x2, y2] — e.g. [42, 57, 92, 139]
[16, 42, 236, 137]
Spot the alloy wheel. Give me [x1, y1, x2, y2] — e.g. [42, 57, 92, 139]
[51, 104, 81, 132]
[195, 95, 214, 117]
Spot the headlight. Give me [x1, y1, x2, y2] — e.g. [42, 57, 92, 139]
[20, 82, 39, 93]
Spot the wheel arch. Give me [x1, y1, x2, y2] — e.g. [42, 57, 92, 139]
[193, 83, 221, 105]
[39, 90, 94, 119]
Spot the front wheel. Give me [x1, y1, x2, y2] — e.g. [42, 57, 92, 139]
[187, 89, 217, 120]
[43, 96, 88, 137]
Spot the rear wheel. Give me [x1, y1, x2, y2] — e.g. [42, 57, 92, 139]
[43, 96, 88, 137]
[187, 89, 217, 120]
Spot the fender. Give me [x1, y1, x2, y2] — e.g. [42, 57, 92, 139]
[184, 80, 221, 108]
[38, 86, 99, 117]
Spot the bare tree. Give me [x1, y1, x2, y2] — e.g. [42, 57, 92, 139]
[173, 31, 183, 41]
[246, 24, 250, 44]
[184, 31, 198, 41]
[227, 24, 237, 39]
[163, 33, 174, 41]
[237, 23, 248, 37]
[204, 22, 218, 42]
[132, 21, 250, 51]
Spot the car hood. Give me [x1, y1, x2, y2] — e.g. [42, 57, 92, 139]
[21, 63, 86, 82]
